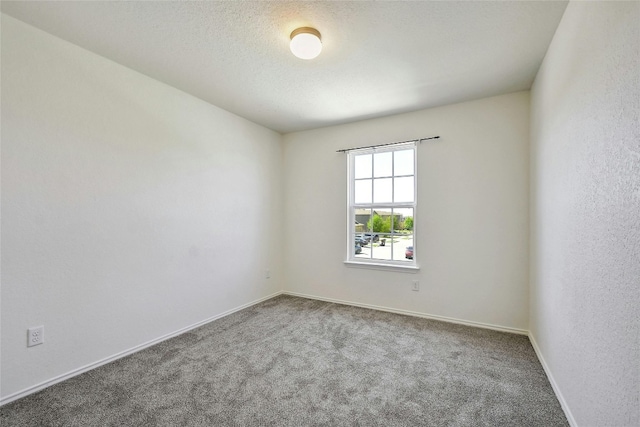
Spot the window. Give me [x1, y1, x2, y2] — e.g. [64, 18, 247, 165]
[347, 142, 417, 268]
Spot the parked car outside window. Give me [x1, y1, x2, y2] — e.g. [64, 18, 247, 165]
[363, 233, 379, 242]
[355, 236, 368, 247]
[405, 246, 413, 259]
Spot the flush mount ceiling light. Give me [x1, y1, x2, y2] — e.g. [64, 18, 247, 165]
[290, 27, 322, 60]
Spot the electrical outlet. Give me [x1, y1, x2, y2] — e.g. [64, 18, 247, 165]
[28, 326, 44, 347]
[266, 269, 271, 279]
[412, 280, 420, 292]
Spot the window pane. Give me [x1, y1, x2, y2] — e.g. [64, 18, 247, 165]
[393, 234, 414, 261]
[373, 178, 392, 203]
[354, 234, 370, 259]
[394, 176, 414, 203]
[393, 208, 413, 230]
[354, 209, 371, 233]
[354, 179, 372, 203]
[374, 152, 392, 177]
[394, 149, 414, 176]
[371, 233, 392, 262]
[393, 208, 413, 261]
[354, 154, 372, 179]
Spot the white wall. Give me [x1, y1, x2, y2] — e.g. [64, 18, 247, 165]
[283, 92, 530, 331]
[530, 2, 639, 426]
[0, 15, 283, 400]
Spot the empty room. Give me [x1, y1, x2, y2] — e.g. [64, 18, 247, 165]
[1, 1, 638, 426]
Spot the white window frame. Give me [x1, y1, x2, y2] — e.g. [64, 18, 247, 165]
[345, 142, 418, 271]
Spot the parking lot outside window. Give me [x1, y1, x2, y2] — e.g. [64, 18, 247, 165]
[347, 143, 417, 268]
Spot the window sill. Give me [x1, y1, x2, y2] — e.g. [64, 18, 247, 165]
[343, 260, 420, 273]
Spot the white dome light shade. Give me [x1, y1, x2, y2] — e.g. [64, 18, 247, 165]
[290, 27, 322, 60]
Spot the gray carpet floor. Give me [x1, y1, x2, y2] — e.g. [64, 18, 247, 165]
[1, 295, 568, 426]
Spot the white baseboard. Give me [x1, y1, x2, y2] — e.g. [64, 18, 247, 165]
[4, 288, 573, 427]
[528, 332, 577, 427]
[0, 290, 284, 406]
[283, 291, 528, 335]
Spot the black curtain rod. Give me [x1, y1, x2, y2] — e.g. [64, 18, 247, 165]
[336, 136, 440, 153]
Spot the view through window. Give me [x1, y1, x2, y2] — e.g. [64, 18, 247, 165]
[347, 143, 416, 266]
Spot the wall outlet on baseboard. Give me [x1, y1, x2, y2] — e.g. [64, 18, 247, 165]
[28, 326, 44, 347]
[412, 281, 420, 292]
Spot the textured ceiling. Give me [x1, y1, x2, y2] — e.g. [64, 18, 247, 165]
[1, 1, 568, 133]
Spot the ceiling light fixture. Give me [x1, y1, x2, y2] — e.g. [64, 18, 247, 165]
[290, 27, 322, 60]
